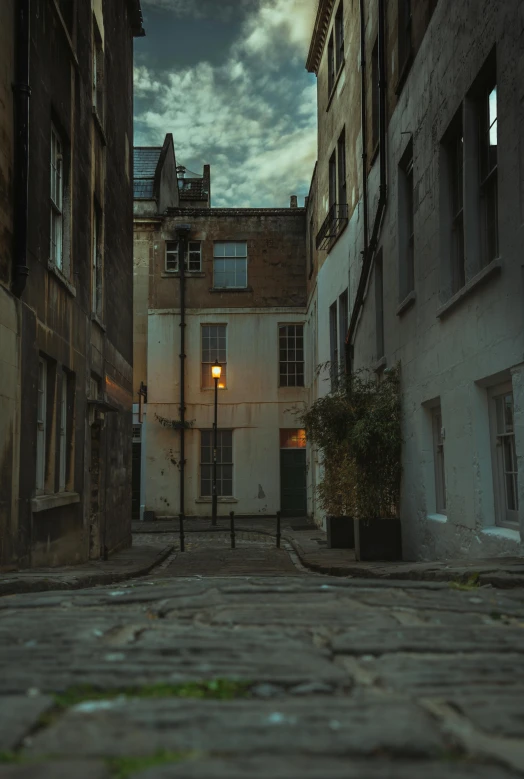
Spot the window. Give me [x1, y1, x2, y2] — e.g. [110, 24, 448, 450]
[329, 302, 338, 390]
[444, 113, 465, 293]
[339, 289, 348, 373]
[59, 373, 67, 491]
[329, 151, 337, 210]
[36, 358, 47, 493]
[202, 324, 227, 389]
[490, 386, 518, 527]
[165, 241, 179, 272]
[93, 19, 104, 124]
[213, 242, 247, 289]
[280, 429, 306, 449]
[398, 0, 412, 74]
[309, 217, 314, 276]
[432, 406, 446, 514]
[92, 201, 103, 316]
[398, 140, 414, 300]
[165, 240, 201, 273]
[279, 325, 304, 387]
[479, 79, 498, 265]
[335, 2, 344, 72]
[328, 33, 335, 94]
[50, 125, 64, 270]
[375, 252, 384, 360]
[371, 38, 380, 150]
[337, 129, 347, 206]
[200, 430, 233, 497]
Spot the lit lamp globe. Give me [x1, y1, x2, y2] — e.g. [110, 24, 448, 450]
[211, 362, 222, 380]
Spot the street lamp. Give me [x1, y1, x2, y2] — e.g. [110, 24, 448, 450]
[211, 359, 222, 526]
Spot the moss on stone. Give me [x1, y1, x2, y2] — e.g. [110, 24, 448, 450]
[107, 751, 190, 778]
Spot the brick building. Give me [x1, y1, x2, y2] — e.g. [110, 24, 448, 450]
[133, 138, 308, 520]
[306, 0, 524, 559]
[0, 0, 143, 568]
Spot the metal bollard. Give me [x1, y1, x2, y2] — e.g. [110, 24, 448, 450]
[276, 510, 281, 548]
[179, 513, 185, 553]
[230, 510, 236, 549]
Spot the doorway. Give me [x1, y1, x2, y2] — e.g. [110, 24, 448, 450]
[280, 429, 307, 517]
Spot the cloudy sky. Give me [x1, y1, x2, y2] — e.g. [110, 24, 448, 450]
[134, 0, 318, 208]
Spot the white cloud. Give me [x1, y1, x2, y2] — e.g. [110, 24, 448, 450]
[134, 0, 318, 207]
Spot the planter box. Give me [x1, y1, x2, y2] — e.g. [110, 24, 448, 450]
[326, 516, 355, 549]
[354, 517, 402, 561]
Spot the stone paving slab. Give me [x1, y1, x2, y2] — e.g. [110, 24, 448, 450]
[0, 763, 111, 779]
[25, 696, 446, 759]
[0, 696, 54, 750]
[142, 758, 519, 779]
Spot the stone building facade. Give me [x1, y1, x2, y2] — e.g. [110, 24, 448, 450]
[0, 0, 143, 569]
[306, 0, 524, 559]
[134, 144, 308, 520]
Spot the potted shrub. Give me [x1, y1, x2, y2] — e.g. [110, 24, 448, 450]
[317, 451, 355, 549]
[301, 364, 402, 561]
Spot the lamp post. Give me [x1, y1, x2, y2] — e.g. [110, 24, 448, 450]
[211, 359, 222, 526]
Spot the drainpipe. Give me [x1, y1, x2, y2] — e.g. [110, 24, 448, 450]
[346, 0, 387, 370]
[12, 0, 31, 297]
[176, 224, 191, 519]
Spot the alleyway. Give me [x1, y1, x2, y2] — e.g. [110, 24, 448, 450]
[1, 534, 524, 777]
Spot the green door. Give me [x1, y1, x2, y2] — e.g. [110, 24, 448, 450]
[280, 449, 307, 517]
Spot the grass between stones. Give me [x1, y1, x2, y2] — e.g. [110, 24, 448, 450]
[107, 751, 192, 778]
[449, 573, 480, 591]
[54, 679, 251, 708]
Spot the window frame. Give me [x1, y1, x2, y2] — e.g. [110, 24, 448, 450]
[165, 240, 202, 273]
[338, 289, 348, 374]
[334, 2, 344, 73]
[279, 324, 305, 388]
[50, 124, 64, 271]
[200, 429, 234, 498]
[201, 324, 227, 390]
[93, 16, 104, 125]
[432, 406, 447, 515]
[327, 33, 335, 95]
[478, 78, 499, 267]
[329, 302, 339, 390]
[213, 242, 248, 289]
[442, 111, 465, 294]
[36, 358, 47, 494]
[489, 382, 519, 528]
[337, 128, 347, 207]
[397, 0, 412, 75]
[398, 140, 415, 301]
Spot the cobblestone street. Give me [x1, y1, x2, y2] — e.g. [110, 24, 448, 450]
[1, 533, 524, 777]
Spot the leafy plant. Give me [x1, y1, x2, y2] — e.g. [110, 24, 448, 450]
[300, 364, 402, 519]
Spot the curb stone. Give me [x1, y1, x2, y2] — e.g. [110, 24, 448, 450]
[0, 545, 174, 597]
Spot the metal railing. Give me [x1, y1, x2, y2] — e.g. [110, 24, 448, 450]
[316, 202, 349, 250]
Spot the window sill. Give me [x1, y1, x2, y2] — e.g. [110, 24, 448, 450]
[91, 312, 106, 332]
[436, 258, 502, 320]
[427, 512, 448, 524]
[482, 526, 520, 543]
[161, 272, 205, 279]
[372, 356, 387, 374]
[209, 287, 253, 294]
[47, 262, 77, 297]
[32, 492, 80, 514]
[396, 290, 416, 317]
[92, 108, 107, 146]
[195, 497, 238, 504]
[326, 61, 345, 113]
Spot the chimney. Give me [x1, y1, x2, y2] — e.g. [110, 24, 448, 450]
[290, 195, 298, 208]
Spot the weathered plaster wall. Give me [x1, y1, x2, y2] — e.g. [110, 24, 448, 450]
[144, 309, 308, 517]
[350, 0, 524, 560]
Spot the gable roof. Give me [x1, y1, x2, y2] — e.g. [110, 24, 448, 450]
[133, 147, 162, 199]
